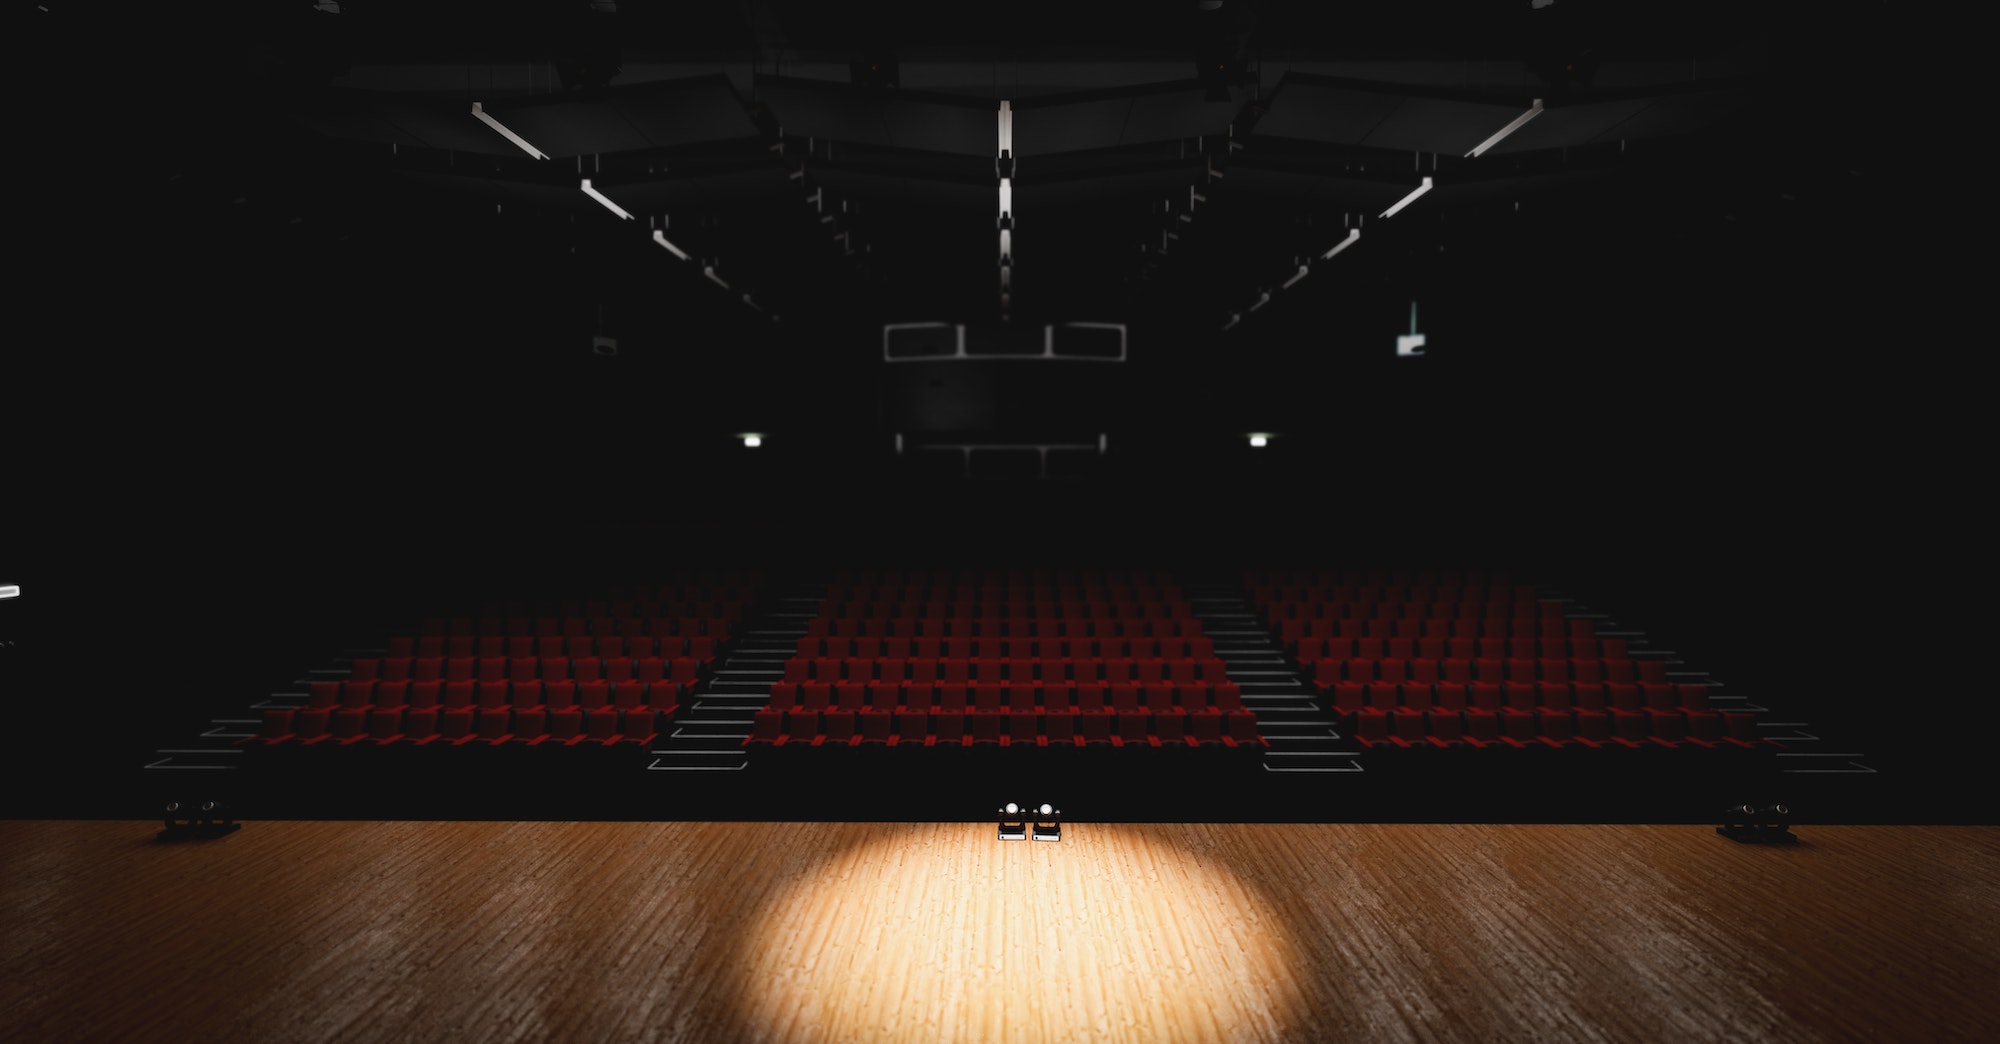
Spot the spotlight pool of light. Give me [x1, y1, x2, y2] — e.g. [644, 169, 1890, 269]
[728, 823, 1309, 1042]
[740, 434, 763, 448]
[1248, 433, 1271, 448]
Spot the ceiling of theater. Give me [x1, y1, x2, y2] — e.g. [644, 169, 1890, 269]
[27, 1, 1911, 450]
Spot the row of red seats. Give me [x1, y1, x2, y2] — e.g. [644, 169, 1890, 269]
[1250, 585, 1537, 603]
[820, 602, 1197, 620]
[419, 607, 747, 636]
[1329, 680, 1709, 713]
[769, 680, 1247, 713]
[805, 617, 1204, 639]
[1291, 636, 1622, 661]
[1262, 601, 1564, 622]
[749, 706, 1265, 748]
[406, 617, 735, 642]
[1305, 657, 1672, 686]
[540, 585, 759, 606]
[385, 635, 720, 660]
[837, 570, 1179, 585]
[816, 588, 1176, 604]
[1240, 568, 1504, 584]
[309, 678, 683, 713]
[259, 705, 663, 745]
[1274, 617, 1575, 641]
[1350, 707, 1760, 750]
[355, 656, 706, 685]
[781, 656, 1233, 685]
[796, 636, 1218, 659]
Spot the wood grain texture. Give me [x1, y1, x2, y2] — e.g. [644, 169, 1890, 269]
[2, 821, 1995, 1043]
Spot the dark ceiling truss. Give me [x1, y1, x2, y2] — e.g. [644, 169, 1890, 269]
[289, 75, 871, 325]
[1193, 70, 1763, 335]
[270, 3, 1768, 344]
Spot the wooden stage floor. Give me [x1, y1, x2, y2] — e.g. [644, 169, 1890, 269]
[3, 821, 1995, 1043]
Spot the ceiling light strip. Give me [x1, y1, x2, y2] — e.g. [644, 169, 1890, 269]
[998, 99, 1014, 318]
[1379, 176, 1433, 219]
[652, 230, 690, 260]
[1321, 228, 1361, 260]
[1465, 99, 1545, 158]
[579, 179, 633, 220]
[470, 102, 549, 160]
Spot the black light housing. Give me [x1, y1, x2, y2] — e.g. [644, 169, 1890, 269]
[998, 801, 1027, 840]
[160, 799, 241, 840]
[1031, 802, 1062, 842]
[1718, 802, 1795, 843]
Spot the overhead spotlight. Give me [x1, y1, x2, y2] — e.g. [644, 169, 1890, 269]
[999, 801, 1027, 841]
[739, 433, 763, 449]
[1247, 433, 1270, 448]
[0, 584, 18, 600]
[1032, 802, 1062, 842]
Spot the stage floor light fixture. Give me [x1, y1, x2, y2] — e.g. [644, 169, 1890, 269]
[998, 802, 1027, 840]
[1032, 803, 1062, 842]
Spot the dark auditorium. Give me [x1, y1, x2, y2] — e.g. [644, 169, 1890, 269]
[7, 2, 1990, 1042]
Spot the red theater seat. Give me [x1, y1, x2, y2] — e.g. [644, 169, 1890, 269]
[1226, 710, 1261, 746]
[585, 706, 621, 743]
[439, 708, 476, 742]
[403, 707, 440, 740]
[475, 708, 512, 742]
[894, 708, 930, 746]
